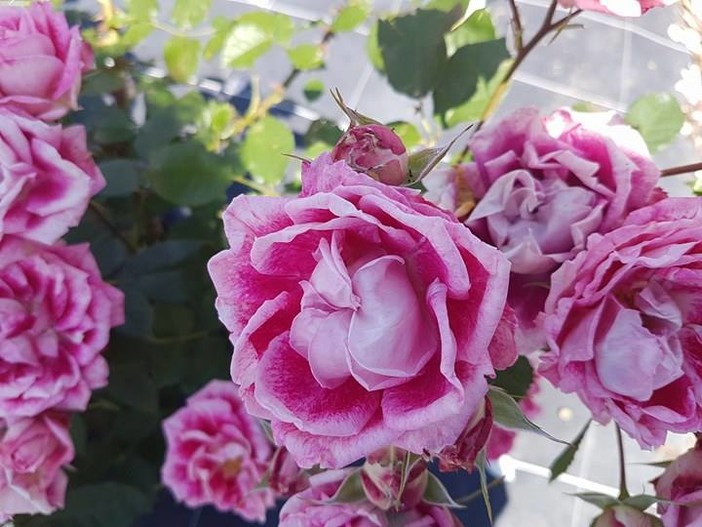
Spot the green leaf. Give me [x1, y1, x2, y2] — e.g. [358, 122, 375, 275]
[288, 43, 324, 70]
[330, 470, 366, 503]
[164, 37, 201, 83]
[204, 17, 236, 60]
[332, 2, 370, 32]
[388, 121, 422, 149]
[221, 12, 294, 69]
[378, 9, 456, 97]
[444, 58, 512, 127]
[366, 23, 385, 73]
[426, 0, 470, 11]
[241, 116, 295, 184]
[126, 0, 159, 20]
[99, 160, 142, 197]
[624, 494, 665, 511]
[70, 414, 88, 456]
[107, 361, 159, 413]
[81, 70, 124, 96]
[172, 0, 212, 28]
[128, 240, 203, 274]
[120, 22, 154, 48]
[476, 451, 493, 524]
[625, 92, 684, 153]
[305, 119, 344, 147]
[304, 79, 325, 102]
[446, 9, 497, 55]
[423, 472, 464, 508]
[147, 142, 231, 206]
[118, 286, 154, 338]
[50, 483, 150, 527]
[489, 386, 568, 445]
[492, 356, 534, 401]
[549, 420, 591, 482]
[433, 38, 509, 118]
[574, 492, 620, 510]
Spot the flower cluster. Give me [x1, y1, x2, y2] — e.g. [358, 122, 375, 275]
[0, 2, 123, 521]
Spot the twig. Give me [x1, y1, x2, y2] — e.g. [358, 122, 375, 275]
[508, 0, 524, 52]
[456, 476, 506, 504]
[660, 161, 702, 177]
[281, 28, 335, 90]
[455, 2, 582, 163]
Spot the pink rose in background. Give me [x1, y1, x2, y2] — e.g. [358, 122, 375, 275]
[592, 506, 662, 526]
[653, 443, 702, 526]
[0, 1, 94, 120]
[0, 108, 105, 244]
[209, 153, 516, 468]
[463, 107, 661, 349]
[331, 124, 409, 186]
[540, 198, 702, 448]
[422, 164, 475, 219]
[279, 470, 387, 526]
[161, 380, 275, 523]
[558, 0, 675, 17]
[0, 237, 124, 418]
[0, 412, 74, 517]
[487, 378, 541, 460]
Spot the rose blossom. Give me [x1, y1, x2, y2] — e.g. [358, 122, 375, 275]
[331, 124, 409, 186]
[0, 237, 124, 418]
[279, 470, 387, 526]
[592, 505, 662, 527]
[208, 153, 517, 468]
[462, 107, 661, 347]
[653, 443, 702, 526]
[161, 380, 275, 523]
[0, 1, 94, 120]
[0, 108, 105, 244]
[360, 448, 428, 511]
[390, 503, 463, 527]
[539, 198, 702, 448]
[0, 412, 74, 517]
[558, 0, 676, 17]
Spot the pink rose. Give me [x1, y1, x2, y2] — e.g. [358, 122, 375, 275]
[161, 380, 275, 523]
[592, 506, 662, 527]
[463, 108, 661, 347]
[558, 0, 676, 17]
[208, 153, 516, 468]
[0, 2, 94, 121]
[0, 108, 105, 244]
[653, 444, 702, 526]
[0, 237, 124, 418]
[539, 198, 702, 448]
[0, 412, 74, 517]
[279, 470, 388, 526]
[331, 124, 409, 186]
[422, 164, 475, 219]
[487, 378, 541, 460]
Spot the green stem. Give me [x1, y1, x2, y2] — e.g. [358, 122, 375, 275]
[89, 201, 138, 253]
[616, 425, 630, 500]
[456, 476, 506, 504]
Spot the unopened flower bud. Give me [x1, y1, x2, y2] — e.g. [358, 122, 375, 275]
[360, 448, 428, 511]
[592, 505, 662, 527]
[268, 447, 309, 498]
[331, 124, 409, 185]
[437, 397, 493, 472]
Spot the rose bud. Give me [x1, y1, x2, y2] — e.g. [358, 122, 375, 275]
[592, 505, 662, 527]
[360, 448, 428, 511]
[437, 397, 493, 472]
[268, 447, 309, 498]
[331, 124, 409, 186]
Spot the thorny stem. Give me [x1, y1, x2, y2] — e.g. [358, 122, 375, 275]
[508, 0, 524, 52]
[455, 1, 583, 163]
[660, 161, 702, 177]
[616, 425, 630, 501]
